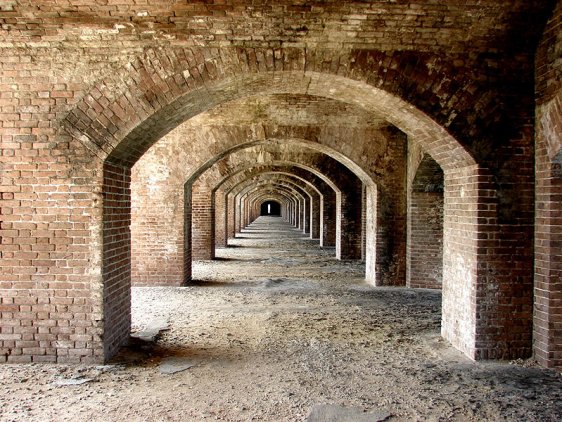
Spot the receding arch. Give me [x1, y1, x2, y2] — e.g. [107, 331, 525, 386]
[224, 170, 331, 246]
[231, 175, 316, 235]
[215, 171, 323, 246]
[66, 59, 489, 362]
[64, 48, 476, 172]
[260, 200, 281, 217]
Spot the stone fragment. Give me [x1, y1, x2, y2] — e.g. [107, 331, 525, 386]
[131, 317, 170, 342]
[306, 404, 391, 422]
[159, 357, 198, 374]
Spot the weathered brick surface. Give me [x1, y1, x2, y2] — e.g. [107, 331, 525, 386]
[0, 1, 558, 367]
[102, 163, 131, 359]
[534, 1, 562, 369]
[407, 151, 444, 289]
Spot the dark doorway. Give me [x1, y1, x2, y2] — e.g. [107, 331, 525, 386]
[261, 201, 281, 216]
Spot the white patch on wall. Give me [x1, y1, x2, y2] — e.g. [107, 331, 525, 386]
[147, 164, 170, 193]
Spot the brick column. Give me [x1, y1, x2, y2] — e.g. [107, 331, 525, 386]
[309, 192, 321, 239]
[103, 163, 132, 360]
[227, 193, 236, 241]
[236, 194, 244, 233]
[183, 183, 192, 283]
[535, 141, 562, 368]
[214, 190, 227, 247]
[191, 182, 214, 260]
[336, 181, 363, 260]
[303, 196, 310, 234]
[321, 190, 337, 247]
[364, 185, 377, 284]
[534, 3, 562, 369]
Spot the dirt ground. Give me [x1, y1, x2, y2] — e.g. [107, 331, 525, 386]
[0, 216, 560, 422]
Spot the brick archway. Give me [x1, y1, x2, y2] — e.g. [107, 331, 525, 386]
[59, 53, 519, 364]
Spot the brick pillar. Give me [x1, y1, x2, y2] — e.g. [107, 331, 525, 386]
[102, 163, 132, 360]
[283, 201, 289, 222]
[191, 182, 214, 260]
[295, 198, 300, 227]
[244, 196, 250, 227]
[361, 184, 367, 261]
[441, 166, 481, 360]
[214, 190, 227, 247]
[237, 195, 244, 232]
[406, 154, 444, 289]
[310, 193, 321, 239]
[376, 188, 407, 287]
[183, 184, 192, 283]
[321, 190, 337, 247]
[303, 196, 310, 234]
[336, 181, 363, 260]
[227, 193, 236, 241]
[290, 200, 296, 226]
[534, 3, 561, 369]
[440, 166, 534, 361]
[535, 142, 562, 369]
[407, 191, 443, 288]
[364, 185, 377, 284]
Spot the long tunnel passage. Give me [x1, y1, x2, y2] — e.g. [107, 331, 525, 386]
[2, 2, 561, 421]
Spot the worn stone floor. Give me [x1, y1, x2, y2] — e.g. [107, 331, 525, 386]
[0, 216, 560, 421]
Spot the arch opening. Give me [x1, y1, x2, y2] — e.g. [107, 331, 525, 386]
[82, 67, 485, 364]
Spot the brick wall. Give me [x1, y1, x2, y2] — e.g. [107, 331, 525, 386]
[535, 1, 562, 369]
[191, 181, 215, 261]
[102, 163, 131, 359]
[214, 189, 227, 247]
[441, 166, 482, 359]
[407, 152, 444, 289]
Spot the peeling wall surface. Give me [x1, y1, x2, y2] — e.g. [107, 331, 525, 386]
[0, 0, 560, 369]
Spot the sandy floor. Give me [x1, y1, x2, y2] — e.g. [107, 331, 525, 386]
[0, 216, 560, 421]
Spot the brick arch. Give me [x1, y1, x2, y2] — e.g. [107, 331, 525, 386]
[243, 181, 306, 206]
[219, 171, 322, 201]
[186, 158, 344, 265]
[238, 174, 316, 203]
[248, 172, 323, 239]
[82, 48, 519, 364]
[207, 159, 366, 264]
[252, 192, 295, 222]
[221, 168, 335, 246]
[245, 184, 305, 226]
[188, 137, 376, 187]
[229, 174, 318, 234]
[240, 183, 302, 226]
[62, 47, 475, 171]
[241, 182, 309, 233]
[255, 193, 293, 219]
[197, 143, 350, 190]
[257, 197, 285, 218]
[182, 138, 370, 272]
